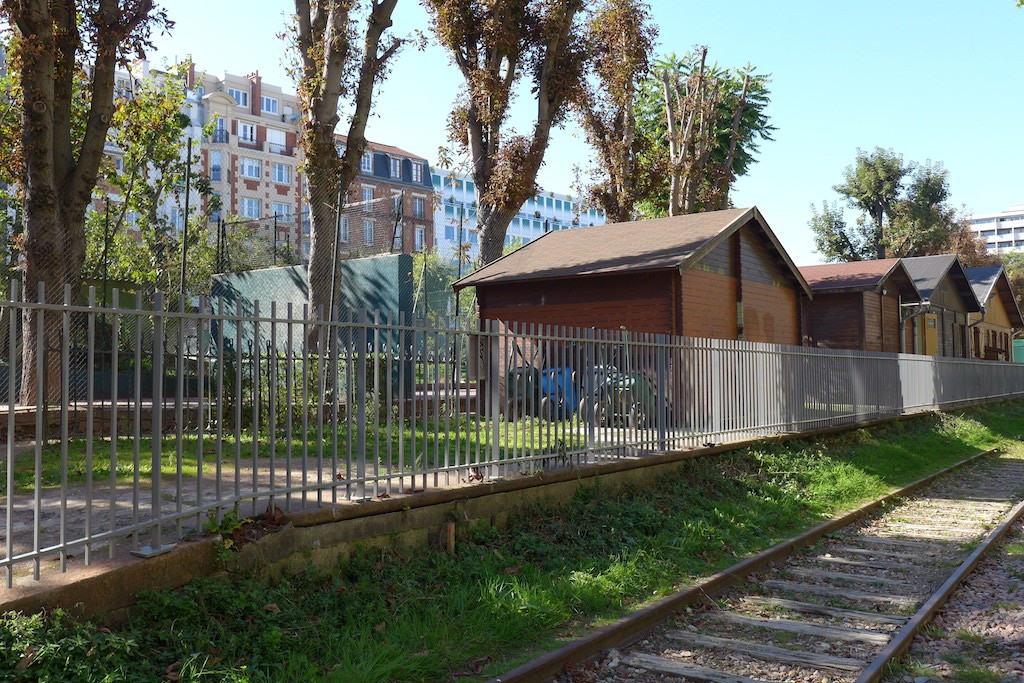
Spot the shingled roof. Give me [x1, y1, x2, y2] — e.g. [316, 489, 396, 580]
[453, 206, 812, 297]
[901, 254, 981, 312]
[799, 258, 919, 298]
[964, 265, 1024, 327]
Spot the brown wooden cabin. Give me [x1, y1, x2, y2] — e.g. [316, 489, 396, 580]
[901, 255, 982, 358]
[798, 259, 920, 353]
[452, 206, 812, 344]
[964, 265, 1023, 362]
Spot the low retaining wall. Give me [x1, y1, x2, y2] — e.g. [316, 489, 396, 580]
[0, 408, 958, 619]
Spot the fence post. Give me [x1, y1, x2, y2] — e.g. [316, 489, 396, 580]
[489, 319, 501, 471]
[656, 333, 667, 452]
[355, 308, 368, 498]
[133, 292, 174, 558]
[584, 328, 595, 451]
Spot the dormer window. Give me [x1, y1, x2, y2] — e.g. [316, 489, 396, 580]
[360, 152, 372, 173]
[390, 157, 402, 179]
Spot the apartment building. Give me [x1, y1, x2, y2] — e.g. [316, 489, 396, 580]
[431, 168, 606, 263]
[102, 61, 433, 261]
[335, 135, 434, 258]
[968, 204, 1024, 255]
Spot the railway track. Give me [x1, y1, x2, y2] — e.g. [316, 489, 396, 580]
[495, 451, 1024, 683]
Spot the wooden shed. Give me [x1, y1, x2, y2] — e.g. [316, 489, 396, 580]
[901, 255, 981, 358]
[964, 265, 1023, 362]
[798, 259, 920, 353]
[453, 207, 812, 345]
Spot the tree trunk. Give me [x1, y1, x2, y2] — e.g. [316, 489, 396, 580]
[476, 203, 521, 266]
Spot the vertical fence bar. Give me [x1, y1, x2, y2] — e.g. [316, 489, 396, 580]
[174, 296, 184, 538]
[5, 280, 18, 587]
[59, 285, 70, 572]
[131, 292, 142, 549]
[250, 300, 260, 517]
[195, 297, 207, 528]
[385, 312, 395, 495]
[215, 297, 225, 520]
[397, 311, 406, 491]
[32, 281, 44, 581]
[233, 298, 243, 509]
[268, 301, 277, 512]
[285, 302, 294, 511]
[355, 309, 367, 499]
[150, 292, 166, 553]
[108, 290, 120, 559]
[372, 311, 381, 497]
[84, 287, 96, 565]
[300, 303, 309, 508]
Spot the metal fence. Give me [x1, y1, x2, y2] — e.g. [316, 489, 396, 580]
[4, 283, 1024, 587]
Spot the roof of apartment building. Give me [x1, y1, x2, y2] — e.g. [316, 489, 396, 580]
[453, 206, 812, 297]
[336, 135, 427, 162]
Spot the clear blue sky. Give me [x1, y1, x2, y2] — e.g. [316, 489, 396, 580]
[151, 1, 1024, 266]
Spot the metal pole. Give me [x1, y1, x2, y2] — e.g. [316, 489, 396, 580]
[328, 183, 344, 325]
[273, 213, 278, 266]
[179, 136, 193, 304]
[101, 200, 110, 310]
[455, 204, 464, 318]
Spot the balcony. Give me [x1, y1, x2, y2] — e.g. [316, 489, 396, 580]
[237, 138, 259, 151]
[269, 142, 293, 156]
[209, 130, 229, 144]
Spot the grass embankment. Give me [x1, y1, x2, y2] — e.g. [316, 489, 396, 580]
[4, 402, 1024, 682]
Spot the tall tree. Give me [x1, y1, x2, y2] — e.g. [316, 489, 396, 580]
[655, 48, 773, 215]
[1, 0, 169, 401]
[426, 0, 588, 265]
[291, 0, 401, 327]
[810, 148, 967, 262]
[575, 0, 657, 224]
[88, 62, 218, 300]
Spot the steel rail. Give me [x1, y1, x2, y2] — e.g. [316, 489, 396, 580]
[491, 447, 1002, 683]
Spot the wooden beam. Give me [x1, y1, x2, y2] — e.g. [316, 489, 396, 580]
[665, 631, 867, 672]
[761, 579, 916, 607]
[709, 611, 890, 644]
[622, 653, 769, 683]
[742, 596, 909, 625]
[787, 566, 910, 587]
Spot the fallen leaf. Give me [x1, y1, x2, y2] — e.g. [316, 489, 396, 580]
[378, 492, 390, 499]
[262, 603, 281, 613]
[504, 565, 521, 575]
[374, 622, 386, 632]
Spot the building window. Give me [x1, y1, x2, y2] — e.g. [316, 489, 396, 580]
[362, 186, 373, 211]
[272, 202, 291, 220]
[444, 224, 455, 240]
[227, 87, 249, 107]
[240, 197, 261, 219]
[339, 216, 349, 242]
[169, 208, 184, 230]
[261, 96, 278, 114]
[390, 157, 402, 179]
[363, 219, 374, 245]
[113, 156, 124, 172]
[360, 152, 372, 173]
[210, 192, 222, 222]
[267, 128, 288, 154]
[240, 157, 261, 179]
[392, 193, 402, 215]
[271, 163, 291, 184]
[238, 122, 256, 142]
[412, 162, 423, 183]
[415, 226, 425, 252]
[209, 151, 221, 181]
[413, 197, 426, 219]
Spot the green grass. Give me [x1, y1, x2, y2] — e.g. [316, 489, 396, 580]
[3, 400, 1024, 682]
[1, 416, 586, 493]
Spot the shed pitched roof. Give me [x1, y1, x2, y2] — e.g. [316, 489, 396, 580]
[901, 254, 981, 312]
[453, 206, 812, 297]
[964, 265, 1024, 327]
[798, 258, 919, 298]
